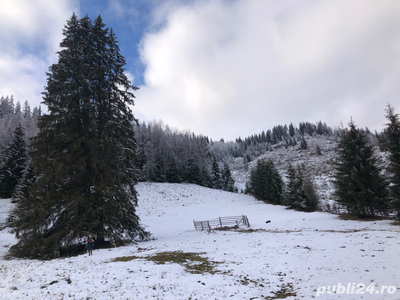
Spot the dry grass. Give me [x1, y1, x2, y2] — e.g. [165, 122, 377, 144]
[265, 283, 297, 299]
[111, 251, 222, 274]
[337, 214, 385, 221]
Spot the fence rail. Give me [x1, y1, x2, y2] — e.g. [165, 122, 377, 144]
[193, 215, 250, 233]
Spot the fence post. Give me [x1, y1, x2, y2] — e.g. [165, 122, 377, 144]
[245, 215, 250, 227]
[219, 217, 222, 228]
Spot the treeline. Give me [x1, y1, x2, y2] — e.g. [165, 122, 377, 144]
[232, 121, 338, 162]
[0, 96, 40, 198]
[0, 96, 41, 155]
[237, 121, 333, 146]
[134, 122, 236, 192]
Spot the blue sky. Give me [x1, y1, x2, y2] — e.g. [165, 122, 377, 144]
[78, 0, 153, 86]
[2, 0, 400, 141]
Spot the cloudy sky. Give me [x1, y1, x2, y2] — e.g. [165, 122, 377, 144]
[1, 0, 400, 141]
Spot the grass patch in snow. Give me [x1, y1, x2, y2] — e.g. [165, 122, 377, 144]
[148, 251, 221, 274]
[337, 214, 386, 221]
[265, 283, 297, 299]
[112, 255, 141, 262]
[111, 251, 222, 274]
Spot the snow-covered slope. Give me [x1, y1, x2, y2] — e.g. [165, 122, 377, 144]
[231, 134, 383, 209]
[0, 182, 399, 299]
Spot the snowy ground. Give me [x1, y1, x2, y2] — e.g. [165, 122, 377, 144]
[0, 182, 399, 299]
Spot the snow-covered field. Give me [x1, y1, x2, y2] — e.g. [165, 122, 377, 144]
[0, 182, 399, 299]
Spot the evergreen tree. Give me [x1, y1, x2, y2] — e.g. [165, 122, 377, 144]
[333, 120, 388, 217]
[284, 163, 298, 208]
[221, 162, 236, 192]
[265, 160, 284, 204]
[266, 130, 272, 143]
[245, 159, 283, 204]
[0, 125, 27, 198]
[249, 160, 263, 196]
[211, 156, 222, 189]
[185, 157, 202, 185]
[284, 163, 319, 211]
[8, 14, 147, 259]
[288, 123, 295, 137]
[11, 162, 36, 203]
[152, 156, 165, 182]
[296, 164, 319, 211]
[0, 96, 14, 118]
[300, 137, 308, 150]
[384, 105, 400, 219]
[166, 156, 180, 183]
[23, 100, 31, 119]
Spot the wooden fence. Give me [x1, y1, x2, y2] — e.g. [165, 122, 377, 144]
[193, 215, 250, 233]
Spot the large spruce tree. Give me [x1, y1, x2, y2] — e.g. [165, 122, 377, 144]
[333, 120, 388, 217]
[8, 14, 147, 259]
[384, 104, 400, 219]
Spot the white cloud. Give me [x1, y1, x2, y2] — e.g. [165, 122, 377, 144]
[0, 0, 78, 109]
[137, 0, 400, 140]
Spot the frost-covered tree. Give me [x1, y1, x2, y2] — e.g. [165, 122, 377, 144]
[8, 14, 148, 259]
[23, 100, 31, 119]
[288, 123, 295, 137]
[333, 120, 388, 217]
[0, 96, 14, 118]
[0, 97, 39, 157]
[0, 125, 27, 198]
[300, 137, 308, 150]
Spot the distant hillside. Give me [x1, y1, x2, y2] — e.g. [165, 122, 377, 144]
[229, 132, 383, 211]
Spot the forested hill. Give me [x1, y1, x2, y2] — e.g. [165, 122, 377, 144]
[226, 121, 382, 204]
[0, 94, 385, 202]
[132, 119, 383, 192]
